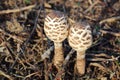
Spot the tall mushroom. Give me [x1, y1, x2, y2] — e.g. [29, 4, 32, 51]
[68, 22, 92, 75]
[44, 11, 68, 69]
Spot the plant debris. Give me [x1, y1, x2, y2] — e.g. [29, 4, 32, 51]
[0, 0, 120, 80]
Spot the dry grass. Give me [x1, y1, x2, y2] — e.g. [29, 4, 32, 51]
[0, 0, 120, 80]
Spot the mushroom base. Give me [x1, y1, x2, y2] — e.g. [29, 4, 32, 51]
[53, 42, 64, 69]
[76, 51, 86, 75]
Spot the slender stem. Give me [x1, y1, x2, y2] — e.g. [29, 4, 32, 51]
[54, 42, 64, 69]
[76, 51, 86, 75]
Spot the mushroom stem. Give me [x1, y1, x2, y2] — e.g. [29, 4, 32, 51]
[76, 51, 86, 75]
[54, 42, 64, 68]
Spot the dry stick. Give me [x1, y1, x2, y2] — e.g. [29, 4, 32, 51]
[63, 49, 75, 66]
[23, 72, 40, 80]
[54, 49, 75, 80]
[101, 47, 120, 52]
[87, 56, 120, 61]
[99, 16, 120, 24]
[89, 63, 106, 71]
[100, 29, 120, 37]
[12, 74, 24, 79]
[87, 53, 110, 58]
[88, 0, 93, 5]
[24, 6, 42, 46]
[0, 5, 35, 14]
[0, 70, 13, 80]
[84, 0, 100, 13]
[41, 46, 54, 60]
[0, 28, 23, 42]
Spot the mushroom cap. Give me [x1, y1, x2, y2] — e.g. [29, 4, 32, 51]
[68, 22, 92, 51]
[44, 10, 68, 43]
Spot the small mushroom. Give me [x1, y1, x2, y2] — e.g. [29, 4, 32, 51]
[68, 22, 92, 75]
[44, 10, 68, 68]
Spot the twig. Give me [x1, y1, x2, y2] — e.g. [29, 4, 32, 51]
[101, 47, 120, 52]
[89, 63, 106, 71]
[0, 5, 36, 14]
[88, 0, 93, 5]
[41, 46, 54, 60]
[87, 53, 111, 58]
[99, 16, 120, 24]
[68, 18, 75, 24]
[12, 74, 24, 78]
[87, 56, 120, 61]
[84, 0, 101, 13]
[23, 72, 40, 80]
[63, 49, 75, 66]
[100, 29, 120, 37]
[24, 5, 42, 46]
[0, 28, 23, 42]
[0, 70, 13, 80]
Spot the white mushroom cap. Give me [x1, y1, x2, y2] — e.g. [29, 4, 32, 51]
[68, 22, 92, 51]
[44, 10, 68, 43]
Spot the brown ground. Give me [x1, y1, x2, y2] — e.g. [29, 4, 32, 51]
[0, 0, 120, 80]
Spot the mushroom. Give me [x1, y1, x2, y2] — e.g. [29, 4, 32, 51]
[44, 10, 68, 68]
[68, 22, 92, 75]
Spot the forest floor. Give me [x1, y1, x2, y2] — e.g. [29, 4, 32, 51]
[0, 0, 120, 80]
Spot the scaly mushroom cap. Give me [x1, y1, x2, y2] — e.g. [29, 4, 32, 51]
[68, 22, 92, 51]
[44, 10, 68, 43]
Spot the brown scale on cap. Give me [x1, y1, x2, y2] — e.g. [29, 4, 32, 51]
[44, 10, 69, 69]
[68, 22, 92, 75]
[47, 11, 64, 19]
